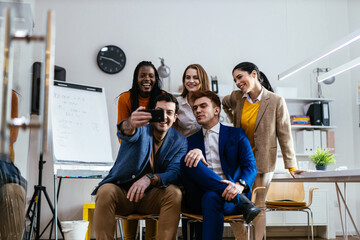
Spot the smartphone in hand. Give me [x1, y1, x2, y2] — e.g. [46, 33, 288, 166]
[140, 109, 165, 122]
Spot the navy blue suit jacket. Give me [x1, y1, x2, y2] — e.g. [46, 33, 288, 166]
[187, 124, 257, 197]
[93, 124, 187, 195]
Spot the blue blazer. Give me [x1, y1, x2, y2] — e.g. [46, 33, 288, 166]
[93, 124, 187, 195]
[187, 124, 257, 195]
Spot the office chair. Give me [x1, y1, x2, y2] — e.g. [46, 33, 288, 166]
[265, 182, 318, 240]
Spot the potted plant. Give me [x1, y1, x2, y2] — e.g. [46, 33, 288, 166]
[309, 148, 336, 170]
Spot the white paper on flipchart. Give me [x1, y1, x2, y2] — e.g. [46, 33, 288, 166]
[51, 82, 113, 164]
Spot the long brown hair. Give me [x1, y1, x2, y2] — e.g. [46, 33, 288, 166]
[180, 64, 210, 97]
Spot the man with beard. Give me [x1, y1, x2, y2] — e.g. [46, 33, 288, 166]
[93, 93, 187, 240]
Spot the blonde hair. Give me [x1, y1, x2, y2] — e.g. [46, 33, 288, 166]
[180, 64, 210, 97]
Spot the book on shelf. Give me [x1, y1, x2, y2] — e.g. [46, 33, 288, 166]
[291, 115, 311, 125]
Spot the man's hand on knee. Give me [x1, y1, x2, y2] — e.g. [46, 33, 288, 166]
[220, 180, 244, 202]
[127, 175, 151, 202]
[184, 149, 208, 168]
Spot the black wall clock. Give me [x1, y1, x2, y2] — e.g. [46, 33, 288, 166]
[97, 45, 126, 74]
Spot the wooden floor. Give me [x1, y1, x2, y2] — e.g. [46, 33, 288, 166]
[263, 237, 358, 240]
[209, 237, 360, 240]
[151, 235, 359, 240]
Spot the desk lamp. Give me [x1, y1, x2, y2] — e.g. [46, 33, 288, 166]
[314, 68, 335, 98]
[157, 57, 171, 91]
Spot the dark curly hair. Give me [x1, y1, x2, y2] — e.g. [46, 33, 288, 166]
[130, 61, 163, 112]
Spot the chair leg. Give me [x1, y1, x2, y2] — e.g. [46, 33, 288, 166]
[139, 220, 143, 240]
[187, 220, 191, 240]
[263, 225, 266, 240]
[305, 210, 310, 240]
[304, 208, 315, 240]
[252, 223, 256, 240]
[117, 219, 124, 240]
[309, 209, 314, 240]
[115, 218, 118, 240]
[246, 224, 250, 240]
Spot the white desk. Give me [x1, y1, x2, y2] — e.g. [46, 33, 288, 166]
[272, 169, 360, 239]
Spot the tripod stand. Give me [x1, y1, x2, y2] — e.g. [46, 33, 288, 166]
[20, 10, 59, 240]
[24, 153, 64, 240]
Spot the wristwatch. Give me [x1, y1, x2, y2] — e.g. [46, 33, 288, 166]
[238, 179, 248, 190]
[146, 173, 155, 180]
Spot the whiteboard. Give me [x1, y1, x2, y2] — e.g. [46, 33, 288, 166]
[51, 81, 113, 164]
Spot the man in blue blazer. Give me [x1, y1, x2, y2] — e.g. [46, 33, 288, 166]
[181, 91, 260, 240]
[93, 93, 187, 240]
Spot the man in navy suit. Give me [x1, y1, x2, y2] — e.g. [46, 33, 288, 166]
[181, 91, 260, 240]
[93, 93, 187, 240]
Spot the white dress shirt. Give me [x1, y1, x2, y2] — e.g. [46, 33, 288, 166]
[202, 122, 225, 179]
[242, 88, 264, 103]
[176, 96, 202, 137]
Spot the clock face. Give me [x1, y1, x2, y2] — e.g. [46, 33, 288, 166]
[97, 45, 126, 74]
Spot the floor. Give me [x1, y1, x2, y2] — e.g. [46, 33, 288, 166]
[184, 237, 359, 240]
[261, 238, 358, 240]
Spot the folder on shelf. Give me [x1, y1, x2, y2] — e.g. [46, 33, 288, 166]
[321, 102, 330, 126]
[313, 130, 321, 151]
[321, 131, 327, 149]
[296, 130, 314, 154]
[327, 131, 335, 153]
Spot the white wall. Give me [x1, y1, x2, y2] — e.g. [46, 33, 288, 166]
[28, 0, 359, 238]
[347, 0, 360, 236]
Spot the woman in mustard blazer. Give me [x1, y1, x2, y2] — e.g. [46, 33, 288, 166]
[222, 62, 299, 240]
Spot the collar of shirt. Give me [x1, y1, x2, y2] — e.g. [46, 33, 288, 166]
[242, 88, 264, 103]
[178, 96, 190, 107]
[202, 122, 220, 136]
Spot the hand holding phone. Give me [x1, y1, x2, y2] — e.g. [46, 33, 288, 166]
[140, 109, 165, 122]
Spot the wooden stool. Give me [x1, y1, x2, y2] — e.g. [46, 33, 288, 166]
[83, 203, 95, 240]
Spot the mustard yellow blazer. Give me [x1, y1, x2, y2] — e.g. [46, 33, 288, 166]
[222, 88, 297, 173]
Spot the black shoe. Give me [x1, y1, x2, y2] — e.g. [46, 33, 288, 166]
[243, 206, 261, 224]
[231, 194, 261, 224]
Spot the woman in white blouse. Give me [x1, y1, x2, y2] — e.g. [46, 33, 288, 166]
[176, 64, 210, 239]
[174, 64, 210, 137]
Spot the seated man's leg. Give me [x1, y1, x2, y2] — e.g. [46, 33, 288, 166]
[138, 184, 182, 240]
[0, 183, 25, 240]
[94, 183, 134, 240]
[181, 160, 229, 195]
[201, 191, 225, 240]
[201, 194, 250, 240]
[182, 160, 256, 208]
[181, 176, 203, 240]
[182, 161, 260, 229]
